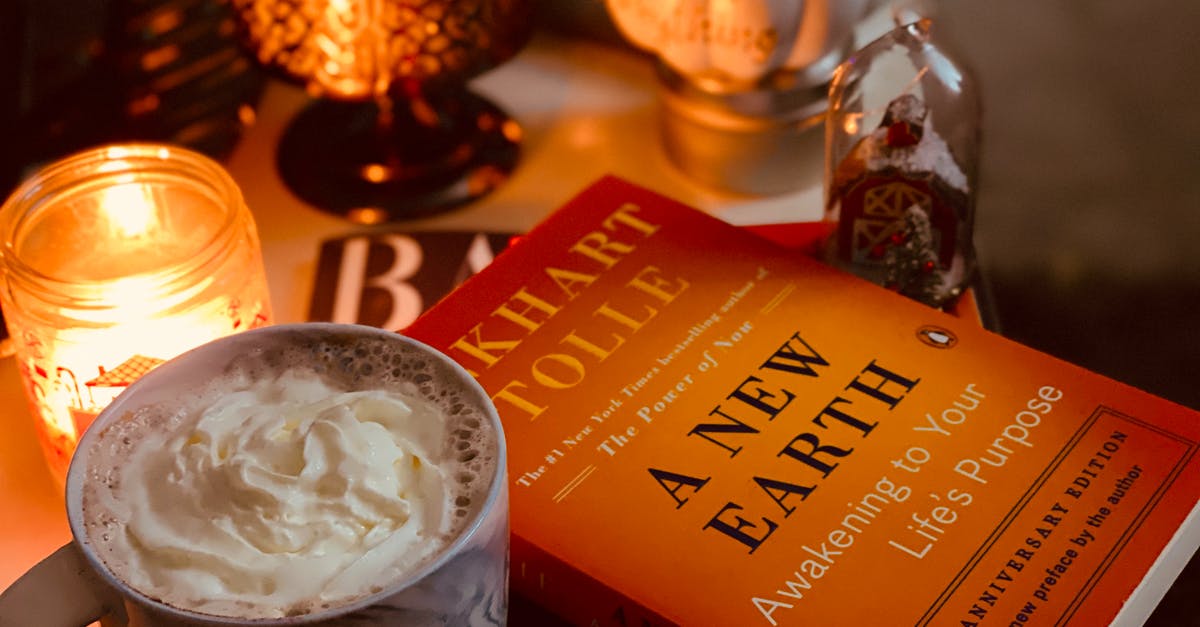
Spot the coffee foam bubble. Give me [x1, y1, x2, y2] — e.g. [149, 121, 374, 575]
[80, 328, 499, 619]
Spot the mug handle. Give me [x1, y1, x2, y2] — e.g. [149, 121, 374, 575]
[0, 542, 125, 626]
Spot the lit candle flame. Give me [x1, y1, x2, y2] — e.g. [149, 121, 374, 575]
[99, 182, 159, 239]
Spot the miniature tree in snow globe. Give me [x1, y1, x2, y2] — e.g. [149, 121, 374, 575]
[822, 19, 981, 308]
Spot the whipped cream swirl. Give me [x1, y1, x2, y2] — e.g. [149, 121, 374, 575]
[108, 370, 454, 618]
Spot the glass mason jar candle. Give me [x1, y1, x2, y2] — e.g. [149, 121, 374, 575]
[822, 19, 981, 308]
[0, 143, 273, 484]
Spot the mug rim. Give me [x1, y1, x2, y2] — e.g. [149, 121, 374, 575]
[63, 322, 508, 625]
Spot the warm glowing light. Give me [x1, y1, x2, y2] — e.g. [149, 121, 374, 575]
[346, 207, 389, 224]
[104, 146, 132, 160]
[231, 0, 521, 99]
[141, 44, 181, 72]
[238, 103, 257, 126]
[99, 182, 159, 239]
[0, 144, 273, 485]
[361, 163, 391, 183]
[37, 293, 237, 450]
[843, 114, 861, 135]
[146, 8, 183, 35]
[501, 119, 523, 142]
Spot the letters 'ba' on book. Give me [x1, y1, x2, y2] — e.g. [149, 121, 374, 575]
[403, 176, 1200, 626]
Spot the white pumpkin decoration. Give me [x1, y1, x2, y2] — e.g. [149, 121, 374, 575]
[606, 0, 873, 83]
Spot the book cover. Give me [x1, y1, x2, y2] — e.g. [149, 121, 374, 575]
[403, 176, 1200, 626]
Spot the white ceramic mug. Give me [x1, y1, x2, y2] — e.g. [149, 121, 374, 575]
[0, 323, 509, 626]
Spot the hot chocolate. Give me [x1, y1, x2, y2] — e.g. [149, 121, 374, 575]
[79, 326, 500, 620]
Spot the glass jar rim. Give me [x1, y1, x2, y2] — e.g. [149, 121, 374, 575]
[0, 143, 247, 308]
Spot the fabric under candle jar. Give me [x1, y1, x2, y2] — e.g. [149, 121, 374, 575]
[0, 143, 273, 485]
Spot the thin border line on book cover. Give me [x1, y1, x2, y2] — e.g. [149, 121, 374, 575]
[1056, 409, 1199, 625]
[761, 283, 796, 314]
[916, 406, 1198, 625]
[554, 465, 598, 503]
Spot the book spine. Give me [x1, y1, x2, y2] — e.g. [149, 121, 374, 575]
[511, 533, 675, 627]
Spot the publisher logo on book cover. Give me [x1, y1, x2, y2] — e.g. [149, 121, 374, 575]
[917, 325, 957, 349]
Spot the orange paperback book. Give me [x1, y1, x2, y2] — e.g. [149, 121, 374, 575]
[403, 176, 1200, 626]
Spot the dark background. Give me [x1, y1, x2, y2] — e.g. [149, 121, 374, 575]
[936, 3, 1200, 623]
